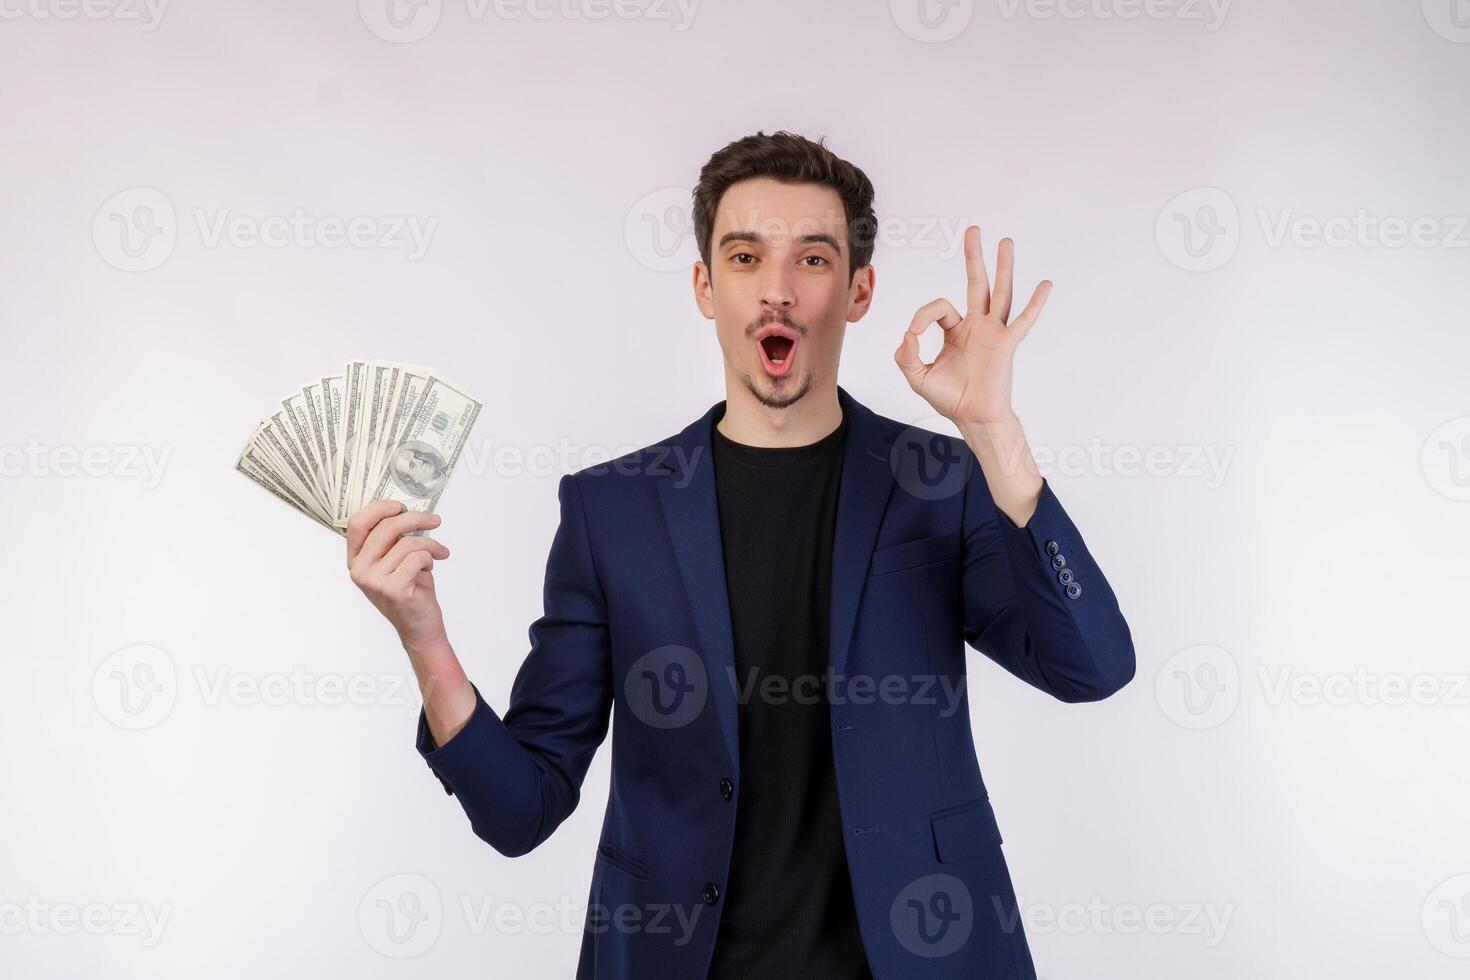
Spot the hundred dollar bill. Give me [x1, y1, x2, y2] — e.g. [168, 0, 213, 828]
[239, 359, 481, 536]
[265, 411, 330, 514]
[351, 360, 398, 517]
[369, 363, 433, 496]
[281, 389, 331, 508]
[314, 376, 339, 511]
[370, 373, 482, 514]
[304, 377, 338, 510]
[335, 359, 368, 525]
[236, 425, 337, 531]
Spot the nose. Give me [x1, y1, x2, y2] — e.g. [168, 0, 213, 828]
[757, 261, 796, 316]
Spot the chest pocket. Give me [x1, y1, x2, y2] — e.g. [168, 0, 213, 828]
[930, 795, 1004, 863]
[870, 532, 961, 576]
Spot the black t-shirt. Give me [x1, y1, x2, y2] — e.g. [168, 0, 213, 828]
[705, 407, 872, 980]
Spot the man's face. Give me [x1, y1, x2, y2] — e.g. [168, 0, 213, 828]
[693, 178, 874, 411]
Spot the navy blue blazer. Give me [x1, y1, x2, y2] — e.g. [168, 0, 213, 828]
[415, 385, 1135, 978]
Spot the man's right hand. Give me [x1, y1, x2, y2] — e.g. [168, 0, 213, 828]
[347, 501, 452, 652]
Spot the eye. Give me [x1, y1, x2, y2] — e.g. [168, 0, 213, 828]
[730, 252, 755, 265]
[801, 255, 829, 267]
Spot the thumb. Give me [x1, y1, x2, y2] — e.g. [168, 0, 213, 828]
[894, 329, 930, 391]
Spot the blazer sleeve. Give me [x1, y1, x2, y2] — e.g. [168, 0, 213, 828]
[961, 469, 1136, 703]
[413, 472, 613, 856]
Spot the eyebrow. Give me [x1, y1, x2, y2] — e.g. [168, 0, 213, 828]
[717, 230, 843, 253]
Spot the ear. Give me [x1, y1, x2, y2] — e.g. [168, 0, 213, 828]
[692, 260, 716, 319]
[845, 263, 876, 323]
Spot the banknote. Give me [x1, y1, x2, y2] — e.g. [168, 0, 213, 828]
[370, 373, 482, 514]
[237, 360, 481, 535]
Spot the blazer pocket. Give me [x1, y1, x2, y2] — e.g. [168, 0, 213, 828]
[871, 532, 961, 576]
[929, 796, 1003, 863]
[596, 840, 651, 880]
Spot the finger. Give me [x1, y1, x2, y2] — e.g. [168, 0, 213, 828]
[906, 297, 963, 337]
[992, 237, 1015, 323]
[964, 226, 990, 316]
[380, 533, 450, 575]
[1008, 279, 1052, 343]
[358, 510, 442, 569]
[390, 550, 435, 589]
[346, 500, 407, 567]
[894, 328, 931, 391]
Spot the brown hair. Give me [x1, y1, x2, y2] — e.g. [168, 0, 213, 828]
[692, 130, 877, 284]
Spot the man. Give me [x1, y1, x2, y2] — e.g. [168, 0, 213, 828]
[346, 130, 1135, 979]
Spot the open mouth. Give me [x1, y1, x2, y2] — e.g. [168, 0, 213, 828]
[755, 325, 799, 378]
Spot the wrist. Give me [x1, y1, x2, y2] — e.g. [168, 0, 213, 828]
[400, 623, 450, 660]
[956, 411, 1021, 433]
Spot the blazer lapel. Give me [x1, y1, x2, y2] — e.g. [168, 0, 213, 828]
[654, 386, 897, 772]
[655, 402, 740, 772]
[829, 385, 897, 679]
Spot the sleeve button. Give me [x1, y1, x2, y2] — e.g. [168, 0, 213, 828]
[1066, 582, 1083, 599]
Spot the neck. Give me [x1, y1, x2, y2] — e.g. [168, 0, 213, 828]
[716, 375, 843, 448]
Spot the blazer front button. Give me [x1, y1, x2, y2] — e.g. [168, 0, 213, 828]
[719, 777, 734, 800]
[1066, 582, 1083, 599]
[702, 882, 720, 905]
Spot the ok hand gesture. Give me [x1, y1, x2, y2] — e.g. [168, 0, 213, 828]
[894, 226, 1052, 425]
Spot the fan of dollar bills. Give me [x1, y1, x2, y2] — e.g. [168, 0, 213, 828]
[236, 360, 483, 535]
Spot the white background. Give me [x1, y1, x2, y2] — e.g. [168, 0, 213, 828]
[3, 0, 1469, 976]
